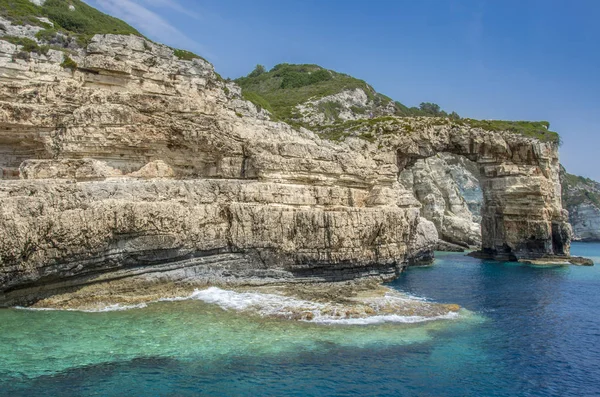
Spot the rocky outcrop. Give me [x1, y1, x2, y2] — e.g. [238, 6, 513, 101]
[0, 30, 574, 305]
[295, 88, 397, 127]
[319, 117, 572, 260]
[0, 33, 430, 305]
[560, 167, 600, 241]
[568, 204, 600, 241]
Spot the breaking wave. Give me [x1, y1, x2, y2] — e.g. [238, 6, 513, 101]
[187, 287, 461, 325]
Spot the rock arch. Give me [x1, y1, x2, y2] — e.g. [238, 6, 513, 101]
[389, 122, 571, 260]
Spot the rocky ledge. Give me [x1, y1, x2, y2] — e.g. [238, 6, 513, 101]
[0, 31, 580, 306]
[28, 277, 461, 323]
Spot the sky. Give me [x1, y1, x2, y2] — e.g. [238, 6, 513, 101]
[85, 0, 600, 180]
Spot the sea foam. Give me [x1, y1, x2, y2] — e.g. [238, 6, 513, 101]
[16, 286, 460, 324]
[186, 287, 460, 325]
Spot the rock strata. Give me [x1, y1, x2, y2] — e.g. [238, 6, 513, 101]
[0, 30, 576, 305]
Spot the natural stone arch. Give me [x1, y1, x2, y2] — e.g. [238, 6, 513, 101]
[387, 120, 571, 260]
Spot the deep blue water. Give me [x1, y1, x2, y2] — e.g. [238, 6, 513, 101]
[1, 242, 599, 397]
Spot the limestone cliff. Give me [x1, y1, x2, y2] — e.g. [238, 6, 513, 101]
[316, 117, 571, 260]
[0, 3, 574, 305]
[429, 162, 600, 245]
[0, 31, 436, 305]
[560, 167, 600, 241]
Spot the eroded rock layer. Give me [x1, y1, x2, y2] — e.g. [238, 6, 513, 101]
[0, 33, 572, 305]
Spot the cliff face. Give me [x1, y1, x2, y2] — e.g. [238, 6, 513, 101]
[408, 160, 600, 247]
[561, 167, 600, 241]
[0, 32, 437, 304]
[0, 17, 573, 304]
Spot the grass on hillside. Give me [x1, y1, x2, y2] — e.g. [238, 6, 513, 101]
[1, 0, 207, 62]
[2, 35, 49, 54]
[235, 64, 468, 127]
[459, 119, 560, 144]
[235, 63, 396, 121]
[316, 116, 402, 143]
[173, 48, 207, 62]
[315, 115, 561, 146]
[235, 63, 560, 145]
[561, 169, 600, 208]
[0, 0, 141, 35]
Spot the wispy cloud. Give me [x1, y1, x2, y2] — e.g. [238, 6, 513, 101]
[135, 0, 203, 21]
[87, 0, 212, 58]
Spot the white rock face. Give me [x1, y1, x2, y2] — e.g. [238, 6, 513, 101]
[561, 168, 600, 241]
[569, 203, 600, 241]
[295, 88, 396, 126]
[0, 33, 431, 305]
[441, 154, 483, 222]
[399, 154, 481, 247]
[0, 16, 45, 40]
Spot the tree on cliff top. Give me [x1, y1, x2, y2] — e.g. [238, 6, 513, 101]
[248, 64, 266, 78]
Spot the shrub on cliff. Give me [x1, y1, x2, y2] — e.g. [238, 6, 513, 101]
[2, 35, 49, 54]
[60, 54, 77, 70]
[459, 119, 560, 144]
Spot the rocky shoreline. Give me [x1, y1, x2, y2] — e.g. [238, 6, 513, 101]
[0, 10, 585, 307]
[24, 276, 461, 323]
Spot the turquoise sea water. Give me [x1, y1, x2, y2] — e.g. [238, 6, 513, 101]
[1, 242, 599, 396]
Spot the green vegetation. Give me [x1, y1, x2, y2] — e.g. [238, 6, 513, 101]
[235, 63, 460, 125]
[235, 63, 386, 122]
[279, 67, 332, 89]
[241, 91, 274, 114]
[317, 101, 343, 122]
[1, 0, 143, 53]
[173, 48, 206, 62]
[0, 0, 141, 35]
[316, 116, 402, 142]
[458, 119, 560, 143]
[60, 54, 77, 69]
[1, 0, 208, 62]
[43, 0, 139, 35]
[2, 35, 49, 54]
[235, 63, 561, 144]
[248, 64, 266, 78]
[561, 168, 600, 208]
[0, 0, 46, 27]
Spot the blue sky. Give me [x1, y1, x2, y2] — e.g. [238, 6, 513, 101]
[86, 0, 600, 180]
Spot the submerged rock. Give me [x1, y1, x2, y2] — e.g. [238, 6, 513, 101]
[29, 278, 462, 324]
[518, 256, 594, 266]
